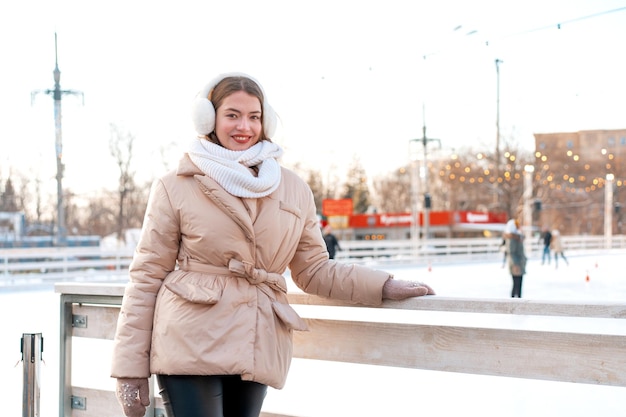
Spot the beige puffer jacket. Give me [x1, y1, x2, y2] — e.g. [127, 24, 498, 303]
[111, 154, 390, 389]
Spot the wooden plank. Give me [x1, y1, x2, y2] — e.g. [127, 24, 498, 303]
[67, 387, 123, 417]
[62, 284, 626, 320]
[58, 286, 626, 417]
[286, 293, 626, 319]
[68, 294, 625, 343]
[56, 282, 127, 296]
[395, 297, 626, 319]
[68, 387, 164, 417]
[293, 319, 626, 387]
[69, 386, 296, 417]
[72, 305, 120, 340]
[68, 301, 626, 385]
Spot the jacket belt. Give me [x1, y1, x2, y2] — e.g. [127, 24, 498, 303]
[179, 257, 288, 294]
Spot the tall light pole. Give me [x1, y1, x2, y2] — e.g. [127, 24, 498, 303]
[494, 59, 503, 210]
[31, 33, 83, 246]
[523, 165, 534, 255]
[410, 106, 441, 244]
[605, 173, 614, 249]
[408, 145, 421, 247]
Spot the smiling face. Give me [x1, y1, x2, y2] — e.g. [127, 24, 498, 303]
[214, 90, 263, 151]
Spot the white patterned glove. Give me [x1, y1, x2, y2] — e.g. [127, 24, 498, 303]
[116, 378, 150, 417]
[382, 278, 435, 300]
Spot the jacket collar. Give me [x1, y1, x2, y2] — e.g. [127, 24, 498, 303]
[177, 153, 203, 177]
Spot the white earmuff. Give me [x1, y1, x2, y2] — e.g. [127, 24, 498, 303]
[191, 72, 277, 138]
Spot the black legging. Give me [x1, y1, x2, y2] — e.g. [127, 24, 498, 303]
[157, 375, 268, 417]
[511, 275, 523, 298]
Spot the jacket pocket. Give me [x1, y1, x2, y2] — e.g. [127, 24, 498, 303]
[164, 282, 221, 304]
[272, 300, 308, 331]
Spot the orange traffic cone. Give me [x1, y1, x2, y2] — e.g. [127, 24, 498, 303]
[585, 271, 590, 282]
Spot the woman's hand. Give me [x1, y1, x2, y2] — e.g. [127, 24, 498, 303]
[116, 378, 150, 417]
[382, 278, 435, 300]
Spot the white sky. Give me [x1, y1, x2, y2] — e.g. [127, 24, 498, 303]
[2, 0, 626, 199]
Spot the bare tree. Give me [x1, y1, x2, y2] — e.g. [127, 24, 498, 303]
[0, 177, 19, 211]
[530, 138, 624, 235]
[84, 190, 118, 236]
[372, 139, 533, 221]
[342, 155, 371, 214]
[373, 165, 412, 213]
[125, 179, 152, 230]
[109, 124, 136, 242]
[304, 169, 325, 214]
[428, 139, 532, 218]
[13, 172, 31, 216]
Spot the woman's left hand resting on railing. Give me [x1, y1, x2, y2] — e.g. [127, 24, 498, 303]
[382, 277, 436, 300]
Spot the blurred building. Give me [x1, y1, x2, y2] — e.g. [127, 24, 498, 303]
[533, 129, 626, 235]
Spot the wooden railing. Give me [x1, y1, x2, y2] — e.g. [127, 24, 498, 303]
[55, 282, 626, 417]
[333, 235, 626, 263]
[1, 247, 133, 288]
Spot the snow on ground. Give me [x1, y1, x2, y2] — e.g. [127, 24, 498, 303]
[1, 252, 624, 416]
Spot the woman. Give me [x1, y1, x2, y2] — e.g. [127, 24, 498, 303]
[111, 72, 435, 417]
[551, 229, 568, 268]
[503, 218, 526, 298]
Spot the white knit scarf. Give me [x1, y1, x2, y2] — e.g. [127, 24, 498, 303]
[187, 138, 284, 198]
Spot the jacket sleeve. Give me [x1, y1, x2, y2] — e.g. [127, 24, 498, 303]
[288, 188, 389, 307]
[111, 178, 180, 378]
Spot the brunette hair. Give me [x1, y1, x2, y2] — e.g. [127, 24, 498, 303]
[207, 76, 271, 144]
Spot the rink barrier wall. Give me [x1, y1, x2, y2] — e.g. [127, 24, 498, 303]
[54, 282, 625, 417]
[3, 235, 626, 288]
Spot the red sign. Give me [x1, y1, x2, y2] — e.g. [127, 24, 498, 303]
[348, 211, 508, 228]
[322, 199, 353, 216]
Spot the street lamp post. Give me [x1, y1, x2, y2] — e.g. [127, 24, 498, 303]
[605, 174, 614, 249]
[410, 116, 441, 245]
[523, 165, 534, 255]
[31, 33, 83, 247]
[408, 150, 421, 247]
[494, 59, 503, 210]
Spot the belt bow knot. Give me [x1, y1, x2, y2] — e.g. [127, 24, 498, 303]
[228, 259, 288, 294]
